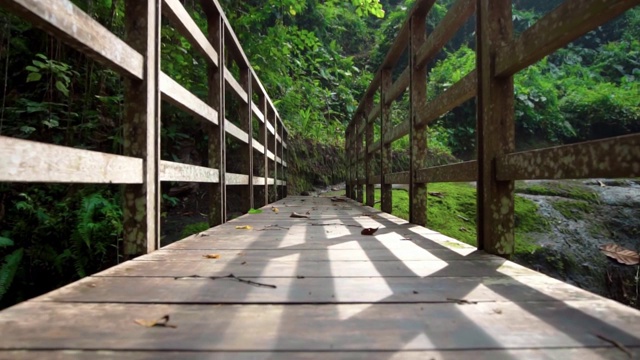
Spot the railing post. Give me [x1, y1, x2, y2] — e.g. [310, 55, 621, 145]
[345, 126, 352, 199]
[476, 0, 515, 256]
[273, 118, 279, 200]
[259, 94, 269, 206]
[355, 119, 364, 204]
[267, 109, 276, 202]
[207, 10, 226, 225]
[283, 130, 288, 198]
[365, 99, 375, 207]
[277, 119, 284, 200]
[122, 0, 160, 256]
[240, 68, 254, 211]
[380, 69, 392, 214]
[409, 12, 428, 226]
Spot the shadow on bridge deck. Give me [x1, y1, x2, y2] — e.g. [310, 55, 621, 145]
[0, 196, 639, 359]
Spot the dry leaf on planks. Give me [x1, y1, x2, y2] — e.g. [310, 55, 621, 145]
[134, 315, 177, 328]
[291, 212, 310, 219]
[361, 227, 379, 236]
[203, 254, 220, 259]
[235, 225, 253, 230]
[599, 243, 640, 265]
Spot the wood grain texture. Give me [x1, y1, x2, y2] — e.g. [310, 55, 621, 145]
[416, 161, 478, 183]
[160, 72, 218, 125]
[159, 161, 219, 183]
[496, 134, 640, 181]
[162, 0, 218, 67]
[0, 136, 143, 184]
[3, 0, 143, 79]
[495, 0, 640, 77]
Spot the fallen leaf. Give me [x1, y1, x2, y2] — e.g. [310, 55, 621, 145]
[241, 261, 247, 265]
[291, 212, 310, 219]
[447, 298, 478, 305]
[248, 208, 263, 214]
[134, 315, 177, 328]
[331, 197, 347, 202]
[203, 254, 220, 259]
[599, 243, 640, 265]
[235, 225, 253, 230]
[271, 207, 279, 214]
[361, 227, 379, 236]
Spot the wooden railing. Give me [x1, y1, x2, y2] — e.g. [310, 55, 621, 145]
[0, 0, 288, 256]
[346, 0, 640, 256]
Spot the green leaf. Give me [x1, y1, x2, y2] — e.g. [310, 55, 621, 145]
[248, 208, 263, 214]
[25, 66, 39, 72]
[55, 80, 69, 97]
[0, 237, 14, 248]
[26, 72, 42, 82]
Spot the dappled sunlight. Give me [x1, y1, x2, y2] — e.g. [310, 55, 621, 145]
[324, 224, 353, 239]
[261, 253, 300, 277]
[278, 225, 307, 248]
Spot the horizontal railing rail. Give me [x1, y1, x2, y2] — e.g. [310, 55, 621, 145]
[0, 0, 288, 256]
[346, 0, 640, 256]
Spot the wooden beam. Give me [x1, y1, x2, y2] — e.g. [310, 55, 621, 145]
[496, 134, 640, 181]
[476, 0, 515, 257]
[3, 0, 143, 79]
[225, 120, 248, 144]
[410, 14, 428, 227]
[258, 95, 269, 206]
[380, 68, 393, 214]
[416, 161, 478, 183]
[0, 137, 143, 184]
[160, 72, 218, 125]
[386, 171, 410, 184]
[207, 11, 225, 226]
[162, 0, 218, 68]
[495, 0, 640, 78]
[226, 173, 249, 185]
[239, 68, 254, 211]
[365, 98, 375, 207]
[123, 0, 161, 256]
[224, 67, 248, 102]
[416, 70, 476, 128]
[159, 161, 219, 183]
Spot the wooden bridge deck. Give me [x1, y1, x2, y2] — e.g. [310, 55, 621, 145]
[1, 196, 639, 359]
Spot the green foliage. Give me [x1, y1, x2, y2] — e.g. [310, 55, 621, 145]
[0, 248, 23, 302]
[515, 182, 600, 203]
[371, 183, 546, 255]
[248, 208, 263, 214]
[181, 222, 210, 238]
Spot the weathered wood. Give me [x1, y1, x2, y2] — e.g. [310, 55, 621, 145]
[259, 95, 269, 205]
[162, 0, 218, 67]
[355, 118, 364, 203]
[380, 69, 393, 214]
[365, 98, 375, 207]
[416, 161, 478, 183]
[3, 349, 640, 360]
[252, 102, 265, 122]
[386, 69, 409, 105]
[2, 0, 143, 79]
[226, 173, 250, 186]
[4, 300, 640, 351]
[159, 160, 219, 183]
[415, 0, 476, 68]
[496, 134, 640, 181]
[495, 0, 640, 78]
[224, 67, 248, 102]
[122, 0, 160, 256]
[386, 171, 410, 184]
[239, 68, 254, 211]
[0, 137, 143, 184]
[476, 0, 515, 256]
[159, 72, 218, 125]
[409, 14, 428, 227]
[207, 11, 226, 226]
[416, 70, 476, 128]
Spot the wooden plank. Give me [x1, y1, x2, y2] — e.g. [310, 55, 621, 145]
[367, 102, 380, 124]
[416, 70, 476, 128]
[386, 69, 409, 106]
[365, 98, 375, 207]
[224, 66, 248, 102]
[123, 0, 160, 255]
[252, 141, 265, 155]
[99, 258, 540, 278]
[160, 72, 218, 125]
[162, 0, 218, 67]
[207, 11, 226, 226]
[386, 171, 410, 184]
[0, 137, 143, 184]
[4, 301, 640, 351]
[416, 161, 477, 183]
[239, 68, 254, 211]
[226, 172, 249, 185]
[34, 274, 603, 304]
[137, 248, 484, 262]
[252, 102, 265, 122]
[3, 349, 640, 360]
[3, 0, 143, 79]
[496, 134, 640, 181]
[476, 0, 514, 256]
[415, 0, 476, 68]
[159, 161, 219, 183]
[495, 0, 640, 77]
[384, 120, 410, 148]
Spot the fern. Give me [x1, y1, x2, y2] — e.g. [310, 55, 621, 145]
[0, 248, 24, 301]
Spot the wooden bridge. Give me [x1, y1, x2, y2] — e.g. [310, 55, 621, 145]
[1, 0, 640, 358]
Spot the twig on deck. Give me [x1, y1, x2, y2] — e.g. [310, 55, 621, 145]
[595, 334, 632, 358]
[174, 274, 277, 289]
